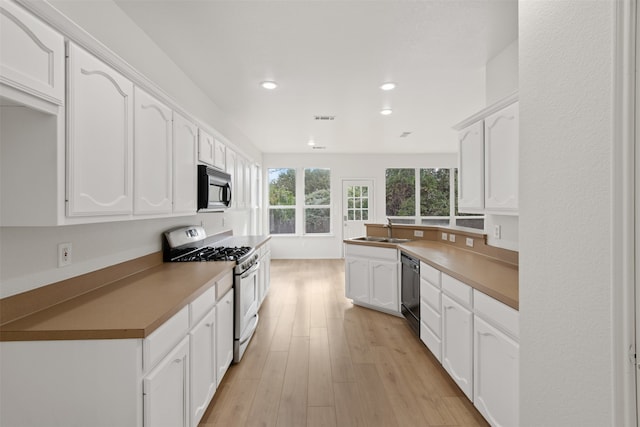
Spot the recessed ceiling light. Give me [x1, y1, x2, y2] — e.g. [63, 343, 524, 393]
[307, 140, 315, 146]
[380, 108, 393, 116]
[380, 82, 396, 91]
[260, 81, 278, 90]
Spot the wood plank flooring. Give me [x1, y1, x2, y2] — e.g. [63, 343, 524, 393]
[199, 259, 488, 427]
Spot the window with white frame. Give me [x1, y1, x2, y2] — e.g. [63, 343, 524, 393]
[304, 168, 331, 234]
[268, 168, 296, 234]
[268, 168, 332, 235]
[385, 168, 483, 229]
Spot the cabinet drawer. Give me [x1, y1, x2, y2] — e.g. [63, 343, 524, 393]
[420, 320, 442, 362]
[442, 274, 472, 307]
[420, 300, 441, 338]
[143, 306, 189, 371]
[420, 261, 441, 287]
[190, 285, 216, 327]
[474, 290, 519, 339]
[345, 244, 397, 261]
[420, 278, 441, 312]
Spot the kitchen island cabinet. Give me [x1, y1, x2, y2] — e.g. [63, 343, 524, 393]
[345, 243, 400, 315]
[216, 287, 234, 386]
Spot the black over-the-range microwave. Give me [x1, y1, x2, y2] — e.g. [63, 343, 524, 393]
[198, 165, 232, 211]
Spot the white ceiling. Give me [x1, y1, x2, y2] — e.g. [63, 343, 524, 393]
[114, 0, 517, 154]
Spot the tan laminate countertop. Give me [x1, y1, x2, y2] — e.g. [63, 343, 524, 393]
[0, 261, 235, 342]
[345, 239, 518, 310]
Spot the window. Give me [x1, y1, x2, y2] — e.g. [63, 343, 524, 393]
[385, 167, 483, 229]
[304, 168, 331, 234]
[268, 167, 333, 235]
[385, 168, 415, 216]
[268, 168, 296, 234]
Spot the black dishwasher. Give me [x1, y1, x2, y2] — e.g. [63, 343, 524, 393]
[400, 252, 420, 336]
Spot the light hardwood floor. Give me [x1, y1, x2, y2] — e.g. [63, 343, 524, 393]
[199, 259, 489, 427]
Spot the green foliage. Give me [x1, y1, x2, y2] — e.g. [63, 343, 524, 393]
[420, 168, 450, 216]
[305, 169, 330, 205]
[385, 169, 415, 216]
[269, 168, 296, 206]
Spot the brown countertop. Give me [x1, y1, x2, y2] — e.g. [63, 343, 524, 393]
[400, 241, 518, 309]
[0, 261, 235, 341]
[344, 238, 519, 310]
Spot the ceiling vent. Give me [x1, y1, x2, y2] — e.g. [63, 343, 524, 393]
[400, 131, 413, 138]
[314, 115, 335, 121]
[311, 145, 327, 150]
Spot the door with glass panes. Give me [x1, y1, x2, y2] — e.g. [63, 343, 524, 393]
[342, 180, 373, 245]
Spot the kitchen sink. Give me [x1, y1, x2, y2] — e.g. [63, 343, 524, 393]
[352, 236, 411, 243]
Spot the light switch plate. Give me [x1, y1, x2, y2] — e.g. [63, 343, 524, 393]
[449, 234, 456, 242]
[414, 230, 424, 237]
[441, 232, 448, 240]
[466, 238, 474, 247]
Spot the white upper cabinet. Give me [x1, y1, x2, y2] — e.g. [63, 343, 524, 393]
[457, 120, 484, 213]
[484, 102, 519, 213]
[67, 42, 134, 217]
[0, 0, 64, 104]
[197, 128, 215, 166]
[134, 87, 173, 215]
[173, 112, 197, 214]
[213, 138, 226, 171]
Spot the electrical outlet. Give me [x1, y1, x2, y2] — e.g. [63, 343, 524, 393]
[414, 230, 424, 237]
[441, 232, 448, 240]
[58, 243, 72, 267]
[466, 237, 474, 247]
[494, 225, 502, 239]
[449, 234, 456, 243]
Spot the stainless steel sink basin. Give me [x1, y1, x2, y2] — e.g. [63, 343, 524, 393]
[352, 236, 411, 244]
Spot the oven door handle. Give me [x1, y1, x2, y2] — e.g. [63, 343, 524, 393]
[240, 261, 260, 279]
[238, 313, 259, 345]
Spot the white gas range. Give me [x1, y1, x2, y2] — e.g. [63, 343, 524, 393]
[163, 226, 259, 363]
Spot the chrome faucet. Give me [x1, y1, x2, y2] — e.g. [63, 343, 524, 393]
[387, 217, 393, 238]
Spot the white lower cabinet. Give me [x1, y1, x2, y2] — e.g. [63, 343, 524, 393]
[143, 336, 190, 427]
[474, 316, 519, 427]
[441, 293, 473, 400]
[216, 288, 234, 385]
[344, 244, 399, 314]
[189, 308, 216, 427]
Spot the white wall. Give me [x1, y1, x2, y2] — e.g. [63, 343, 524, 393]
[519, 2, 614, 425]
[263, 153, 457, 259]
[0, 0, 257, 298]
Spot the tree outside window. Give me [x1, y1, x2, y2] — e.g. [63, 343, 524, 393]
[420, 168, 450, 216]
[385, 168, 415, 216]
[304, 168, 331, 234]
[268, 168, 296, 234]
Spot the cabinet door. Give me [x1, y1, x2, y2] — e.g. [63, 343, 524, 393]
[474, 316, 519, 427]
[143, 336, 190, 427]
[345, 257, 369, 303]
[236, 156, 245, 209]
[134, 87, 172, 214]
[458, 120, 484, 213]
[441, 294, 473, 400]
[213, 138, 226, 170]
[0, 0, 65, 104]
[484, 102, 518, 213]
[67, 43, 133, 216]
[225, 148, 237, 208]
[216, 288, 234, 385]
[370, 260, 398, 312]
[190, 308, 216, 427]
[198, 129, 214, 166]
[173, 112, 197, 214]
